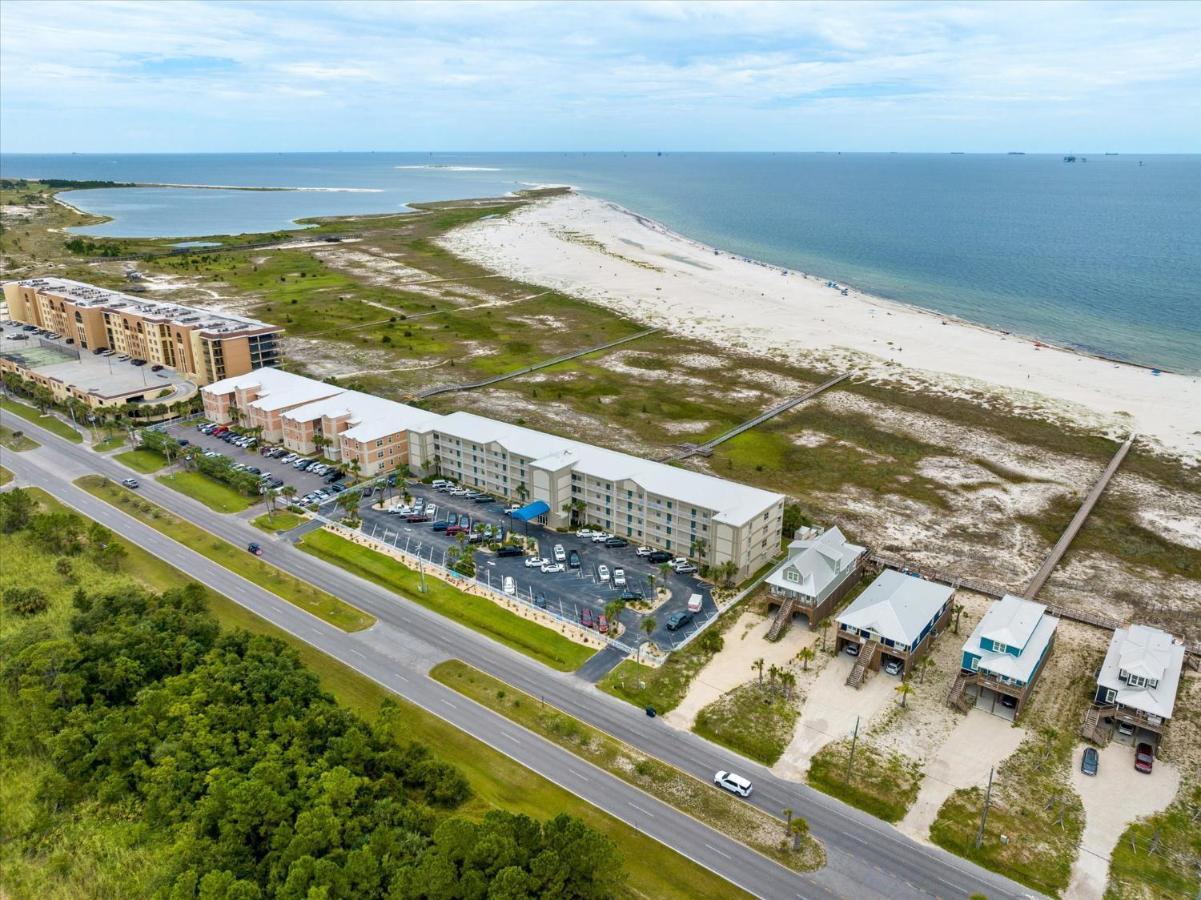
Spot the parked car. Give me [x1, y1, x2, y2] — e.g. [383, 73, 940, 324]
[665, 610, 693, 631]
[604, 537, 628, 548]
[1116, 721, 1136, 737]
[596, 564, 610, 582]
[883, 659, 903, 676]
[525, 556, 549, 568]
[406, 514, 431, 523]
[541, 562, 565, 574]
[567, 549, 581, 569]
[612, 568, 627, 587]
[121, 478, 140, 488]
[618, 588, 644, 602]
[472, 494, 493, 504]
[534, 593, 548, 609]
[591, 533, 611, 543]
[646, 550, 673, 563]
[635, 546, 653, 557]
[431, 479, 452, 490]
[687, 593, 703, 613]
[151, 364, 164, 371]
[999, 694, 1018, 709]
[673, 562, 698, 574]
[495, 546, 524, 558]
[1080, 747, 1099, 776]
[713, 771, 752, 798]
[553, 544, 566, 562]
[580, 608, 594, 629]
[1134, 742, 1155, 774]
[844, 642, 861, 656]
[432, 521, 449, 532]
[576, 528, 595, 538]
[503, 576, 516, 595]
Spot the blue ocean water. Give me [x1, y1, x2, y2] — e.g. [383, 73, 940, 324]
[2, 152, 1198, 373]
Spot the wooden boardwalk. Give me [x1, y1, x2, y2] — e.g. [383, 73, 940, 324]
[414, 328, 659, 399]
[1022, 433, 1137, 600]
[668, 372, 851, 460]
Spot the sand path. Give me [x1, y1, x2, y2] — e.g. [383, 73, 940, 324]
[663, 610, 815, 730]
[897, 712, 1027, 842]
[1065, 743, 1181, 900]
[772, 654, 897, 780]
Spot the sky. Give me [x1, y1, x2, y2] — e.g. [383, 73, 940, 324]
[1, 0, 1199, 154]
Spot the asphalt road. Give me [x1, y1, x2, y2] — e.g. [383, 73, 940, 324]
[1, 408, 1042, 900]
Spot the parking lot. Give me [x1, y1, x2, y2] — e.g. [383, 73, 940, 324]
[164, 421, 337, 504]
[357, 481, 718, 648]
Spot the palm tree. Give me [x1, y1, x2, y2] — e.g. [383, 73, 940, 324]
[753, 657, 765, 684]
[797, 646, 815, 672]
[604, 601, 623, 635]
[952, 603, 966, 635]
[789, 817, 809, 851]
[516, 481, 529, 503]
[690, 536, 708, 561]
[639, 616, 657, 662]
[281, 484, 297, 509]
[817, 616, 832, 653]
[767, 663, 780, 693]
[780, 670, 797, 700]
[658, 561, 673, 585]
[263, 487, 279, 519]
[895, 681, 914, 708]
[914, 656, 933, 684]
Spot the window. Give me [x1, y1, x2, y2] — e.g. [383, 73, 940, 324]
[992, 641, 1008, 654]
[785, 570, 799, 583]
[1104, 688, 1116, 703]
[968, 656, 979, 672]
[1127, 675, 1145, 688]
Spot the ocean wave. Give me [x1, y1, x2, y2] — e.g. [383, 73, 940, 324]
[395, 165, 502, 172]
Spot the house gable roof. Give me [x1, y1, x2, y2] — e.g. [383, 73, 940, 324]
[765, 526, 865, 597]
[1097, 625, 1185, 719]
[835, 570, 953, 646]
[979, 594, 1047, 650]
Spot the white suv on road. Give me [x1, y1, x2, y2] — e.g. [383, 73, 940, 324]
[714, 771, 752, 797]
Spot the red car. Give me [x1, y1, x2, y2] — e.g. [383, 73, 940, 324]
[580, 609, 594, 629]
[1134, 742, 1154, 774]
[597, 614, 609, 634]
[405, 514, 431, 523]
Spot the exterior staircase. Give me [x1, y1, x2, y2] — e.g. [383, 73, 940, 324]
[1080, 704, 1116, 746]
[845, 640, 878, 689]
[766, 595, 798, 642]
[946, 672, 974, 713]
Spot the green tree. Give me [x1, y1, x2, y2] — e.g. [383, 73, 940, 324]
[895, 681, 914, 708]
[0, 487, 35, 533]
[797, 646, 815, 671]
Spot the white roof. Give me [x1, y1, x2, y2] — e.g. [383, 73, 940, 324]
[836, 570, 953, 645]
[1097, 625, 1185, 719]
[963, 595, 1059, 683]
[979, 593, 1047, 650]
[765, 527, 865, 597]
[427, 411, 784, 526]
[202, 368, 343, 412]
[283, 389, 438, 442]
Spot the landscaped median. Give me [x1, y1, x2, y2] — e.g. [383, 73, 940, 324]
[75, 475, 374, 632]
[431, 659, 826, 873]
[0, 425, 38, 452]
[0, 397, 82, 443]
[253, 511, 306, 533]
[296, 527, 595, 672]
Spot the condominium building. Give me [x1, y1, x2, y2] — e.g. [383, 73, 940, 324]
[3, 277, 282, 384]
[202, 368, 786, 577]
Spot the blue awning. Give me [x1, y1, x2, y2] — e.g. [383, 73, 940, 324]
[510, 499, 550, 521]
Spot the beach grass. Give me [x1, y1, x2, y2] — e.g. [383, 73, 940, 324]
[0, 466, 12, 485]
[1, 484, 738, 900]
[75, 475, 373, 632]
[693, 681, 799, 766]
[807, 739, 923, 823]
[114, 447, 169, 473]
[158, 470, 254, 513]
[0, 398, 82, 443]
[431, 659, 825, 873]
[297, 528, 595, 671]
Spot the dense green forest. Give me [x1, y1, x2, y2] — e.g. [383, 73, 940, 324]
[0, 488, 623, 898]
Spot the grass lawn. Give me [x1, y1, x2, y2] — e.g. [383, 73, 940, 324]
[114, 447, 169, 474]
[2, 486, 735, 900]
[807, 739, 924, 823]
[1107, 784, 1201, 899]
[91, 434, 126, 452]
[253, 511, 306, 532]
[598, 608, 740, 713]
[0, 466, 12, 485]
[0, 424, 38, 451]
[0, 398, 82, 443]
[76, 475, 373, 632]
[432, 659, 825, 873]
[694, 681, 799, 766]
[298, 528, 594, 672]
[159, 470, 254, 513]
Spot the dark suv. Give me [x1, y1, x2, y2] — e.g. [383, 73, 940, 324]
[604, 537, 628, 548]
[665, 610, 693, 631]
[647, 550, 673, 564]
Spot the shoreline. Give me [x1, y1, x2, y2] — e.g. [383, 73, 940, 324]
[439, 191, 1201, 462]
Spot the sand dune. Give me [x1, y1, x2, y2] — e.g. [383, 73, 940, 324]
[441, 192, 1200, 463]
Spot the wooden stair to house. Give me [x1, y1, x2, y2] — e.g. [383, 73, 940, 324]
[946, 672, 974, 713]
[1080, 704, 1116, 746]
[845, 640, 878, 689]
[766, 596, 798, 642]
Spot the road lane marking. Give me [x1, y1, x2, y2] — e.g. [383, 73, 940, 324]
[440, 699, 457, 709]
[627, 802, 653, 818]
[348, 649, 365, 659]
[703, 842, 732, 860]
[500, 732, 521, 745]
[566, 768, 589, 782]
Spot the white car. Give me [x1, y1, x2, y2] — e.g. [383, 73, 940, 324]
[673, 562, 698, 575]
[612, 568, 627, 587]
[635, 546, 653, 557]
[524, 556, 549, 568]
[672, 557, 689, 567]
[450, 487, 471, 496]
[553, 544, 567, 562]
[503, 576, 516, 595]
[576, 528, 594, 538]
[597, 564, 610, 582]
[591, 533, 612, 543]
[541, 562, 566, 574]
[714, 771, 752, 798]
[425, 505, 438, 519]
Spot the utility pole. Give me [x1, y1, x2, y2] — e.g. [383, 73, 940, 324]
[975, 766, 994, 849]
[845, 716, 860, 782]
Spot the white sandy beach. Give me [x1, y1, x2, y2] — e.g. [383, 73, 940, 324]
[441, 192, 1201, 462]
